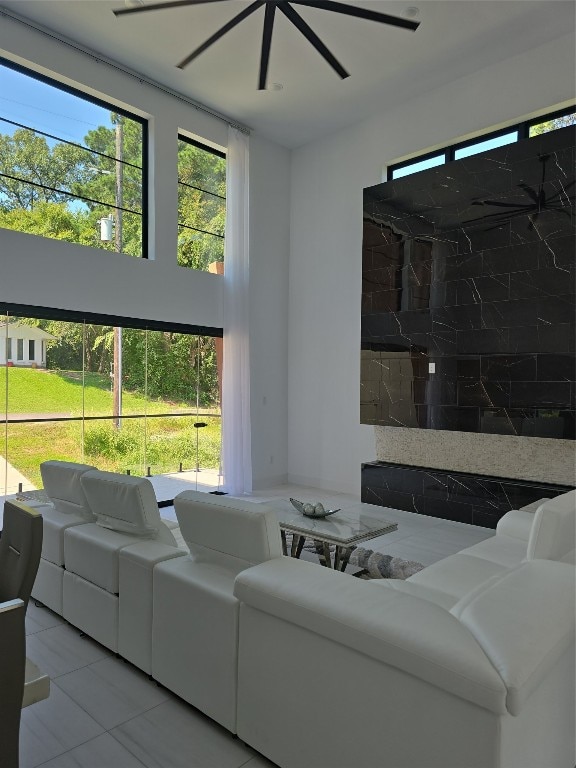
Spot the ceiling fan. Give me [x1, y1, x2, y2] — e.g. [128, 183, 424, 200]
[113, 0, 420, 89]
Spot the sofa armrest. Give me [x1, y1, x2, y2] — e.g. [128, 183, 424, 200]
[234, 558, 506, 714]
[496, 509, 535, 541]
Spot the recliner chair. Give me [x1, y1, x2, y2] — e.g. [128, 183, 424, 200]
[32, 460, 96, 614]
[62, 470, 184, 666]
[151, 490, 283, 733]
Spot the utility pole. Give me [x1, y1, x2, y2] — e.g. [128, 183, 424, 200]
[113, 117, 123, 430]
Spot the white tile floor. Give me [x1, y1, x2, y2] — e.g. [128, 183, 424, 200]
[21, 482, 495, 767]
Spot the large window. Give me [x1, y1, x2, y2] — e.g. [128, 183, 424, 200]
[1, 307, 222, 495]
[177, 136, 226, 271]
[0, 58, 147, 257]
[388, 106, 576, 180]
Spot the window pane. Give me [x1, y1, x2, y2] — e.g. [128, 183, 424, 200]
[454, 131, 518, 160]
[29, 340, 34, 360]
[0, 60, 146, 257]
[16, 339, 23, 360]
[529, 112, 576, 137]
[177, 137, 226, 270]
[391, 154, 445, 179]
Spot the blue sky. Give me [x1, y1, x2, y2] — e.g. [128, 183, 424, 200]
[0, 63, 113, 146]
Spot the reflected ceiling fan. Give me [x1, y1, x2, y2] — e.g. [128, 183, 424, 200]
[465, 154, 575, 230]
[113, 0, 420, 89]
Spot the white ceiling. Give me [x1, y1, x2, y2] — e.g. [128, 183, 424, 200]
[1, 0, 574, 148]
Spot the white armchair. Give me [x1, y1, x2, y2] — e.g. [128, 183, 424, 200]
[151, 491, 283, 733]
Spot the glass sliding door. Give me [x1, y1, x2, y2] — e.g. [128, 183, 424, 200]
[0, 308, 222, 498]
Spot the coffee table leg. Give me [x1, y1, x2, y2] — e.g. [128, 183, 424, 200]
[294, 535, 306, 559]
[281, 530, 288, 556]
[313, 540, 333, 568]
[337, 545, 355, 572]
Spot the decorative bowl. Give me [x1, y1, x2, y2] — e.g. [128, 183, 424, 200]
[289, 498, 340, 519]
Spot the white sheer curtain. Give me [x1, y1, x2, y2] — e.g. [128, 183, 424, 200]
[221, 127, 252, 495]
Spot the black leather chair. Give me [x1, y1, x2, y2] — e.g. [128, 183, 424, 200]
[0, 500, 43, 768]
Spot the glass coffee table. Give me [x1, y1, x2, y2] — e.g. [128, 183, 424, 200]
[273, 499, 397, 571]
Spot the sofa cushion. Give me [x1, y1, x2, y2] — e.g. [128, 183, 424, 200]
[39, 506, 88, 566]
[450, 560, 576, 715]
[80, 471, 176, 545]
[40, 461, 96, 519]
[457, 534, 527, 569]
[64, 523, 147, 593]
[526, 490, 575, 562]
[371, 578, 458, 610]
[174, 491, 282, 568]
[407, 553, 507, 600]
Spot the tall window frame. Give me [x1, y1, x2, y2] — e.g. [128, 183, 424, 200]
[177, 135, 226, 272]
[0, 56, 149, 259]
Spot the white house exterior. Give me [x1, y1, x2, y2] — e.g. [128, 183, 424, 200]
[0, 323, 55, 368]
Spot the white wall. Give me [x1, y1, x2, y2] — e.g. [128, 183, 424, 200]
[0, 15, 292, 487]
[288, 33, 576, 495]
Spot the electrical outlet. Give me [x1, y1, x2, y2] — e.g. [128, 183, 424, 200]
[428, 363, 436, 374]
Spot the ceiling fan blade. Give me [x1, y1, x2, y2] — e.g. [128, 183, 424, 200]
[258, 3, 276, 90]
[113, 0, 227, 17]
[176, 0, 265, 69]
[278, 1, 349, 80]
[517, 182, 540, 204]
[291, 0, 420, 31]
[472, 200, 530, 208]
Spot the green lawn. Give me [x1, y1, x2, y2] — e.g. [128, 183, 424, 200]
[0, 367, 191, 415]
[1, 367, 221, 488]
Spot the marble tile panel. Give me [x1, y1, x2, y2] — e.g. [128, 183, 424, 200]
[111, 698, 253, 768]
[55, 656, 171, 730]
[25, 623, 111, 680]
[455, 275, 510, 306]
[456, 328, 509, 355]
[537, 234, 575, 269]
[457, 381, 510, 407]
[481, 355, 537, 381]
[509, 267, 576, 301]
[534, 344, 576, 381]
[482, 241, 540, 275]
[35, 733, 146, 768]
[510, 381, 571, 407]
[19, 684, 104, 768]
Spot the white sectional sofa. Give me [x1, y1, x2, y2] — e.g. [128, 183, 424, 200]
[28, 465, 575, 768]
[233, 491, 576, 768]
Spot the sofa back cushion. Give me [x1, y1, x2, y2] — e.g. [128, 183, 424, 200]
[80, 470, 176, 545]
[526, 490, 576, 562]
[174, 490, 282, 569]
[40, 460, 96, 519]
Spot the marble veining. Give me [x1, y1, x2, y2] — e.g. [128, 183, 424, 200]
[362, 460, 575, 528]
[362, 127, 575, 440]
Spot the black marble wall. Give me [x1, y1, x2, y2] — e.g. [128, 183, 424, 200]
[362, 461, 574, 528]
[361, 127, 575, 439]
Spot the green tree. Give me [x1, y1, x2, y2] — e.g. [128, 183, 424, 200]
[0, 201, 95, 245]
[177, 140, 226, 270]
[529, 113, 576, 137]
[0, 128, 90, 210]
